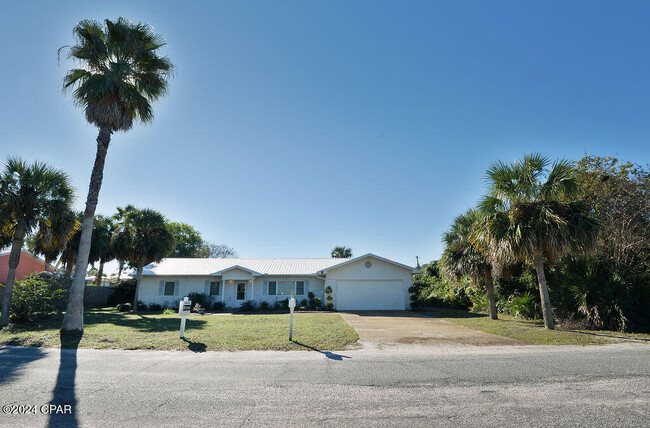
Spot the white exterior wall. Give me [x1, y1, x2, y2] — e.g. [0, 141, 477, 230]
[325, 257, 413, 310]
[137, 274, 324, 308]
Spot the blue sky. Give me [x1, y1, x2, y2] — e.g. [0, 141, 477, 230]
[1, 1, 649, 269]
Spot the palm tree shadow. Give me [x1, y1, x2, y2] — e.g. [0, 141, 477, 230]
[292, 341, 351, 361]
[47, 331, 82, 428]
[182, 338, 207, 353]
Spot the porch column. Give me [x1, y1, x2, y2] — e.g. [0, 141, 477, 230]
[250, 279, 254, 301]
[221, 279, 225, 303]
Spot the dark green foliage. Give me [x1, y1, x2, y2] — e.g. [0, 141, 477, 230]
[62, 17, 174, 132]
[167, 222, 204, 258]
[213, 301, 226, 311]
[187, 292, 210, 309]
[259, 301, 270, 311]
[9, 274, 67, 323]
[331, 246, 352, 258]
[239, 300, 257, 312]
[149, 303, 163, 312]
[506, 293, 542, 320]
[308, 293, 322, 309]
[136, 300, 147, 311]
[324, 286, 332, 294]
[432, 154, 650, 332]
[325, 302, 334, 311]
[300, 298, 308, 308]
[117, 303, 131, 312]
[107, 279, 136, 306]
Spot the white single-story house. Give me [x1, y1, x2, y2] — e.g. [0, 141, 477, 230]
[136, 253, 420, 311]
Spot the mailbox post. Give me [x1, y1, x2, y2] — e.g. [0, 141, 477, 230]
[179, 297, 191, 339]
[288, 290, 296, 341]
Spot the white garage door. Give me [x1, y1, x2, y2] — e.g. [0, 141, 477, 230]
[336, 280, 405, 310]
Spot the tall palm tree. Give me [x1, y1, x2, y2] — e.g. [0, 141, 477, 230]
[60, 18, 173, 331]
[331, 246, 352, 258]
[476, 154, 598, 329]
[0, 158, 75, 326]
[111, 208, 175, 312]
[441, 209, 499, 320]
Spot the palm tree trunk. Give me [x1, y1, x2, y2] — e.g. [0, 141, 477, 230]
[0, 227, 26, 326]
[533, 252, 555, 330]
[117, 260, 124, 278]
[484, 269, 498, 320]
[133, 261, 144, 313]
[62, 127, 111, 332]
[94, 261, 104, 286]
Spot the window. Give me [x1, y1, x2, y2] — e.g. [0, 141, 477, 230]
[209, 281, 220, 296]
[278, 281, 293, 296]
[237, 283, 246, 300]
[164, 281, 175, 296]
[268, 280, 306, 296]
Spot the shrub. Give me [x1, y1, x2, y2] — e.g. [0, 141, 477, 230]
[325, 295, 333, 302]
[325, 302, 334, 311]
[108, 278, 137, 306]
[300, 298, 308, 308]
[187, 292, 211, 309]
[324, 286, 332, 294]
[239, 300, 257, 312]
[506, 293, 542, 320]
[10, 274, 67, 323]
[117, 303, 132, 312]
[213, 301, 226, 311]
[259, 301, 270, 311]
[163, 308, 175, 315]
[137, 300, 147, 312]
[279, 298, 289, 310]
[149, 303, 163, 312]
[273, 301, 283, 311]
[308, 292, 322, 310]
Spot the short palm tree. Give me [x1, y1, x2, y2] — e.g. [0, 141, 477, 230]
[88, 215, 115, 286]
[476, 154, 598, 329]
[331, 246, 352, 258]
[60, 18, 173, 331]
[441, 209, 499, 320]
[28, 209, 79, 269]
[112, 205, 136, 277]
[0, 158, 75, 326]
[111, 208, 175, 312]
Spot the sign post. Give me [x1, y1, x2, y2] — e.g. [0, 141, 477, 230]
[179, 297, 191, 339]
[288, 290, 296, 341]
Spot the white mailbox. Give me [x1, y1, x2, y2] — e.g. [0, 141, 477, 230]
[289, 292, 296, 341]
[179, 297, 191, 339]
[179, 297, 191, 316]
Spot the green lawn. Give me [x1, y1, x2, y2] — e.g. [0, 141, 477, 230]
[0, 309, 359, 351]
[424, 307, 650, 345]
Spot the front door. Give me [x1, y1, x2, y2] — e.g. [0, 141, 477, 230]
[236, 283, 246, 301]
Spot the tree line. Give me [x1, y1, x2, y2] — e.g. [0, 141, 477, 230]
[413, 154, 650, 333]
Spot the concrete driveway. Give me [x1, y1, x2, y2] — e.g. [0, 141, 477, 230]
[340, 311, 522, 347]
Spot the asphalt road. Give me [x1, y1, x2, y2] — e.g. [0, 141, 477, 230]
[0, 344, 648, 427]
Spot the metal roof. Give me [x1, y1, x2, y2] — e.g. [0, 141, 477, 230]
[141, 258, 349, 276]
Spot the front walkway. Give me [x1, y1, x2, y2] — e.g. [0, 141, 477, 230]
[340, 311, 523, 348]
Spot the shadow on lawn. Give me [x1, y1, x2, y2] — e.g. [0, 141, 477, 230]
[84, 312, 208, 333]
[48, 331, 82, 428]
[292, 341, 351, 361]
[182, 338, 207, 353]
